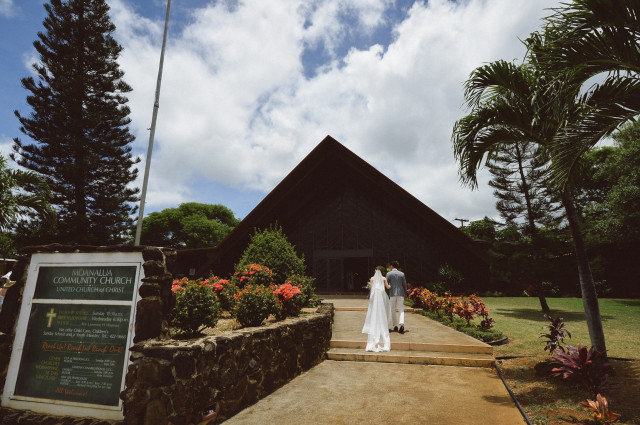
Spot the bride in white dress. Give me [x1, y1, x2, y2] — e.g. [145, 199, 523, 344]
[362, 267, 391, 352]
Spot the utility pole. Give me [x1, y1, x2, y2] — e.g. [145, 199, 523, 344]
[134, 0, 172, 245]
[454, 217, 469, 227]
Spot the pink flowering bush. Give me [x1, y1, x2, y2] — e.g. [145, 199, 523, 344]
[272, 283, 304, 320]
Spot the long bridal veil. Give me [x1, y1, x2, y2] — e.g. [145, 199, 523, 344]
[362, 269, 390, 352]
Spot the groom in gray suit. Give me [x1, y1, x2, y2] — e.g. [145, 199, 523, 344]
[386, 261, 407, 334]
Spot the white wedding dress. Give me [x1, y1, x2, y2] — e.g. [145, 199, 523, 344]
[361, 270, 391, 352]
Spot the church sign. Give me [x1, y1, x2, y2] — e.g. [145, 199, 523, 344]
[1, 252, 143, 420]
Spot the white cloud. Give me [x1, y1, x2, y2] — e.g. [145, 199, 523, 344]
[0, 0, 15, 17]
[110, 0, 559, 221]
[0, 136, 13, 158]
[300, 0, 393, 57]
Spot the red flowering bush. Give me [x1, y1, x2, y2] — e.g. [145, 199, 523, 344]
[209, 275, 237, 311]
[171, 278, 220, 335]
[272, 283, 304, 320]
[232, 263, 274, 288]
[232, 284, 277, 327]
[285, 274, 319, 307]
[172, 277, 190, 293]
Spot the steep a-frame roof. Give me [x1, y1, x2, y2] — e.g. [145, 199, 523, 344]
[176, 135, 488, 277]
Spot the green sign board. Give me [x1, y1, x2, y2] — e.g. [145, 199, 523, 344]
[34, 266, 137, 301]
[13, 303, 131, 406]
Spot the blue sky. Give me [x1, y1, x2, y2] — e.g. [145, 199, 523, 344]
[0, 0, 561, 222]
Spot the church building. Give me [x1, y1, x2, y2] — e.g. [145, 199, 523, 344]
[176, 136, 489, 292]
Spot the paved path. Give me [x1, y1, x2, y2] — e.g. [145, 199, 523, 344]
[221, 296, 526, 424]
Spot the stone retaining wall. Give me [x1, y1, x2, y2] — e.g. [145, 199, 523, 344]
[121, 303, 333, 424]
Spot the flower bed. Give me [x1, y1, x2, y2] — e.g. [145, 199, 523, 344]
[407, 286, 504, 343]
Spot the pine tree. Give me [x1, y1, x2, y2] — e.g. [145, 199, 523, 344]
[11, 0, 139, 245]
[488, 141, 563, 312]
[488, 142, 563, 233]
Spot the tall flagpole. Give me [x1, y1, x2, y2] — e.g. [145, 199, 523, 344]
[134, 0, 172, 245]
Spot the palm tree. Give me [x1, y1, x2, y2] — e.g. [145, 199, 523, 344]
[0, 155, 55, 232]
[542, 0, 640, 76]
[452, 39, 608, 353]
[537, 0, 640, 187]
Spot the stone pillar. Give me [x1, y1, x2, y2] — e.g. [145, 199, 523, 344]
[136, 247, 176, 342]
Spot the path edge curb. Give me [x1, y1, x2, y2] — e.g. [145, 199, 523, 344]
[494, 360, 534, 425]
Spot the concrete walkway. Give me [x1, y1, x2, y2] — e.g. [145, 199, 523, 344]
[221, 296, 526, 424]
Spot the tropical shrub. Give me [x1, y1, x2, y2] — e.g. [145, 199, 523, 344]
[552, 344, 610, 397]
[469, 294, 494, 329]
[285, 274, 319, 307]
[417, 309, 504, 342]
[272, 283, 304, 320]
[408, 290, 496, 335]
[407, 285, 427, 308]
[232, 263, 274, 288]
[580, 394, 620, 424]
[540, 314, 571, 354]
[171, 278, 220, 335]
[441, 291, 460, 322]
[233, 284, 277, 327]
[456, 299, 475, 325]
[235, 224, 306, 283]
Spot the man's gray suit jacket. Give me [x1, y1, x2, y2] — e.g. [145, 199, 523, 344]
[386, 269, 407, 298]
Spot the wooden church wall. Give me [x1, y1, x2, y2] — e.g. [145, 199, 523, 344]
[283, 184, 489, 292]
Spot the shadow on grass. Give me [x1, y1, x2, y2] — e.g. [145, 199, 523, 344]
[493, 308, 614, 322]
[612, 299, 640, 307]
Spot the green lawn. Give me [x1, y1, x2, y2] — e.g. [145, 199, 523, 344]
[483, 297, 640, 359]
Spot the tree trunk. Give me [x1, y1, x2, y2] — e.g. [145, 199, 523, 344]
[538, 293, 551, 314]
[515, 142, 551, 314]
[561, 189, 607, 354]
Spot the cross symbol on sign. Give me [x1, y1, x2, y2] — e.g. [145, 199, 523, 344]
[46, 308, 57, 328]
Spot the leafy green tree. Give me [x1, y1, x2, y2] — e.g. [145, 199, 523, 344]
[580, 120, 640, 244]
[452, 32, 609, 353]
[460, 217, 497, 241]
[140, 203, 239, 249]
[236, 224, 306, 284]
[11, 0, 139, 245]
[462, 218, 570, 298]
